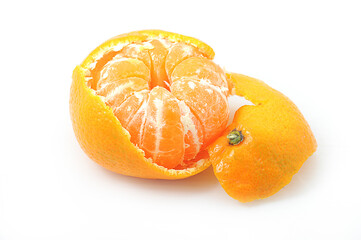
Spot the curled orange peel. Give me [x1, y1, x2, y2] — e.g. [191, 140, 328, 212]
[208, 73, 317, 202]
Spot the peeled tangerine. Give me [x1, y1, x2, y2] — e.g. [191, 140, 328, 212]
[70, 30, 317, 202]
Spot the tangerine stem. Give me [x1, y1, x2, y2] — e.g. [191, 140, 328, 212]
[227, 129, 244, 145]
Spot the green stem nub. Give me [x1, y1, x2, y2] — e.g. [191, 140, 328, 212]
[227, 129, 244, 145]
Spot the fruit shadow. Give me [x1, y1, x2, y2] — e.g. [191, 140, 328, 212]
[101, 165, 219, 194]
[242, 152, 320, 206]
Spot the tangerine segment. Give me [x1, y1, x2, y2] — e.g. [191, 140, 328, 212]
[171, 57, 229, 95]
[170, 78, 229, 147]
[96, 77, 149, 107]
[114, 90, 149, 145]
[178, 100, 204, 162]
[98, 57, 151, 85]
[140, 87, 185, 168]
[208, 73, 317, 202]
[147, 39, 170, 89]
[119, 43, 152, 69]
[165, 43, 204, 78]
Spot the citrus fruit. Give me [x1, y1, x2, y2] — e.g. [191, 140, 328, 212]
[70, 30, 317, 201]
[208, 73, 317, 202]
[70, 30, 227, 179]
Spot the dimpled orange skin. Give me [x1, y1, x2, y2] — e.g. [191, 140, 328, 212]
[208, 73, 317, 202]
[70, 30, 214, 179]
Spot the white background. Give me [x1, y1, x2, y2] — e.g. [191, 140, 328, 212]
[1, 0, 360, 239]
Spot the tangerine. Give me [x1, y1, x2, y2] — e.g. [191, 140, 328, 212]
[70, 30, 317, 202]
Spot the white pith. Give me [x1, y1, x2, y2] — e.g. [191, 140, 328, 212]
[182, 45, 193, 57]
[133, 90, 147, 99]
[198, 78, 228, 102]
[152, 97, 164, 159]
[114, 90, 147, 125]
[138, 101, 148, 147]
[187, 81, 196, 90]
[155, 38, 173, 50]
[178, 100, 201, 154]
[104, 81, 135, 102]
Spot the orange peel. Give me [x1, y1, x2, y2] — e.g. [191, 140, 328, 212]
[208, 73, 317, 202]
